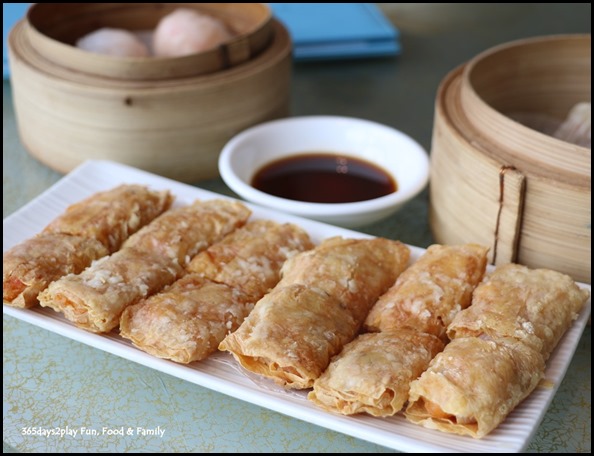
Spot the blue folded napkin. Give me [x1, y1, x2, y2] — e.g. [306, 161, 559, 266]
[269, 3, 400, 60]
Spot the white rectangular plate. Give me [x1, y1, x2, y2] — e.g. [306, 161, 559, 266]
[3, 160, 591, 453]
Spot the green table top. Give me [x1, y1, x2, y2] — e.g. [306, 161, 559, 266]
[3, 4, 591, 453]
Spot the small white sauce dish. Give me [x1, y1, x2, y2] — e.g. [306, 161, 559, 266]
[218, 115, 430, 228]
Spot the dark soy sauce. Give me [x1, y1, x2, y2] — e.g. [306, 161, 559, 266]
[251, 153, 397, 203]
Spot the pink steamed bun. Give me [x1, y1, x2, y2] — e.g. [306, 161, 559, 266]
[153, 8, 233, 57]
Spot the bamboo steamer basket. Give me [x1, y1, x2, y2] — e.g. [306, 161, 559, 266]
[8, 3, 291, 182]
[429, 35, 591, 283]
[25, 3, 274, 80]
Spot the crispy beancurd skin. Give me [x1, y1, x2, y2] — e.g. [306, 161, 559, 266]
[405, 337, 545, 438]
[364, 243, 488, 339]
[44, 184, 173, 253]
[309, 330, 444, 416]
[447, 263, 590, 359]
[3, 234, 108, 308]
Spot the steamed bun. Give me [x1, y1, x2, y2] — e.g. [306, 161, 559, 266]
[153, 8, 233, 57]
[76, 28, 150, 57]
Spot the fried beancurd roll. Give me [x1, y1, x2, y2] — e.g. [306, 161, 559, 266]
[364, 244, 488, 339]
[3, 234, 109, 308]
[120, 276, 251, 363]
[123, 199, 251, 268]
[220, 237, 410, 389]
[405, 337, 545, 439]
[44, 184, 173, 253]
[120, 221, 313, 363]
[447, 263, 590, 359]
[187, 220, 314, 301]
[220, 284, 358, 388]
[39, 249, 180, 332]
[278, 237, 411, 323]
[38, 199, 251, 333]
[308, 330, 444, 417]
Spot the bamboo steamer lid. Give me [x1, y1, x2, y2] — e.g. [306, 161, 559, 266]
[8, 3, 291, 182]
[430, 35, 591, 283]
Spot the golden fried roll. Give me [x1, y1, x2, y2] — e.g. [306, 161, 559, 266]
[39, 249, 181, 333]
[364, 244, 488, 338]
[278, 237, 411, 322]
[44, 184, 173, 252]
[121, 276, 251, 363]
[220, 284, 357, 388]
[447, 263, 590, 359]
[187, 220, 314, 301]
[405, 336, 545, 439]
[38, 199, 251, 333]
[120, 221, 313, 363]
[308, 330, 444, 417]
[220, 237, 410, 389]
[3, 234, 108, 308]
[123, 199, 251, 268]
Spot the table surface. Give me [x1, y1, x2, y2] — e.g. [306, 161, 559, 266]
[3, 3, 591, 453]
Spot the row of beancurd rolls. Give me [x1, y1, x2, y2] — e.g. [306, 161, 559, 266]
[3, 185, 589, 439]
[3, 184, 312, 344]
[304, 243, 588, 438]
[240, 241, 587, 439]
